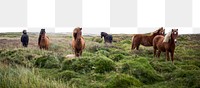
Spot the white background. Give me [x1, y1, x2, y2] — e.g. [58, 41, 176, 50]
[0, 0, 199, 34]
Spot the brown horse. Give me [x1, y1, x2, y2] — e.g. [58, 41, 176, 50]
[153, 29, 178, 64]
[72, 27, 85, 57]
[131, 27, 165, 50]
[38, 29, 49, 50]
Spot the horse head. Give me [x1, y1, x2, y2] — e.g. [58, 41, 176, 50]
[73, 27, 82, 41]
[171, 29, 178, 43]
[41, 32, 46, 40]
[153, 27, 165, 36]
[101, 32, 103, 38]
[23, 30, 27, 34]
[101, 32, 108, 38]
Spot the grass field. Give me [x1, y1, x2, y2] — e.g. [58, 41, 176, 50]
[0, 32, 200, 88]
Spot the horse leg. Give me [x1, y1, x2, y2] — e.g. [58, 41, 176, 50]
[75, 50, 78, 57]
[46, 46, 48, 50]
[153, 49, 157, 58]
[166, 51, 170, 61]
[157, 51, 161, 58]
[136, 44, 140, 50]
[131, 42, 135, 50]
[80, 50, 83, 56]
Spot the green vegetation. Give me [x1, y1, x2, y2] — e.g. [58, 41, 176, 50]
[0, 33, 200, 88]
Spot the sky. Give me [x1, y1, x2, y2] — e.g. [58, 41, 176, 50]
[0, 0, 200, 34]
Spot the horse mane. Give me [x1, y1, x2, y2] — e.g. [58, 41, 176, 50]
[73, 27, 82, 40]
[101, 32, 108, 36]
[163, 31, 172, 42]
[150, 27, 163, 36]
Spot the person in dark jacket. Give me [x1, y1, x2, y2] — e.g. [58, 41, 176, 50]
[21, 30, 29, 47]
[38, 29, 46, 46]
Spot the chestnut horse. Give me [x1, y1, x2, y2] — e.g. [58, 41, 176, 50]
[153, 29, 178, 63]
[131, 27, 165, 50]
[38, 29, 49, 50]
[72, 27, 85, 57]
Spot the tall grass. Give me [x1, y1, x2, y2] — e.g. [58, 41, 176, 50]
[0, 64, 69, 88]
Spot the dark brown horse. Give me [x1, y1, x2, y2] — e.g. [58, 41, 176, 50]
[131, 27, 165, 50]
[101, 32, 113, 43]
[38, 29, 49, 50]
[153, 29, 178, 64]
[72, 27, 85, 57]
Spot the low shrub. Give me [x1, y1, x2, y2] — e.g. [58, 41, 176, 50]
[94, 56, 116, 73]
[61, 57, 94, 73]
[150, 61, 177, 73]
[55, 70, 78, 81]
[109, 54, 125, 62]
[106, 74, 142, 88]
[34, 55, 60, 68]
[121, 57, 163, 84]
[92, 37, 103, 43]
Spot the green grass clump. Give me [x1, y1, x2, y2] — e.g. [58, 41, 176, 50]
[109, 54, 125, 62]
[106, 73, 142, 88]
[150, 61, 177, 73]
[55, 70, 78, 81]
[121, 57, 163, 84]
[34, 55, 60, 68]
[0, 49, 35, 67]
[168, 69, 200, 87]
[95, 50, 110, 57]
[94, 56, 116, 73]
[92, 37, 103, 43]
[61, 57, 94, 73]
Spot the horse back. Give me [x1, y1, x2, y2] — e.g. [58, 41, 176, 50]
[132, 34, 143, 42]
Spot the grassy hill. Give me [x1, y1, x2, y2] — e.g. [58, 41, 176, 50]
[0, 33, 200, 88]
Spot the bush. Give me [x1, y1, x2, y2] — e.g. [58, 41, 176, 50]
[85, 42, 105, 52]
[68, 78, 86, 88]
[92, 37, 103, 43]
[121, 57, 163, 84]
[0, 49, 34, 67]
[179, 65, 200, 70]
[95, 50, 110, 57]
[166, 69, 200, 87]
[94, 56, 116, 73]
[34, 55, 60, 68]
[61, 59, 74, 71]
[120, 40, 132, 44]
[106, 74, 142, 88]
[109, 54, 125, 62]
[110, 48, 130, 56]
[55, 70, 78, 81]
[150, 61, 177, 73]
[61, 57, 94, 73]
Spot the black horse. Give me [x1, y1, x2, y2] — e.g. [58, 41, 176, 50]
[21, 30, 29, 47]
[101, 32, 113, 43]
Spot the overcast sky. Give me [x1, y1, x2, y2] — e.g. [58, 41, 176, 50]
[0, 0, 200, 34]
